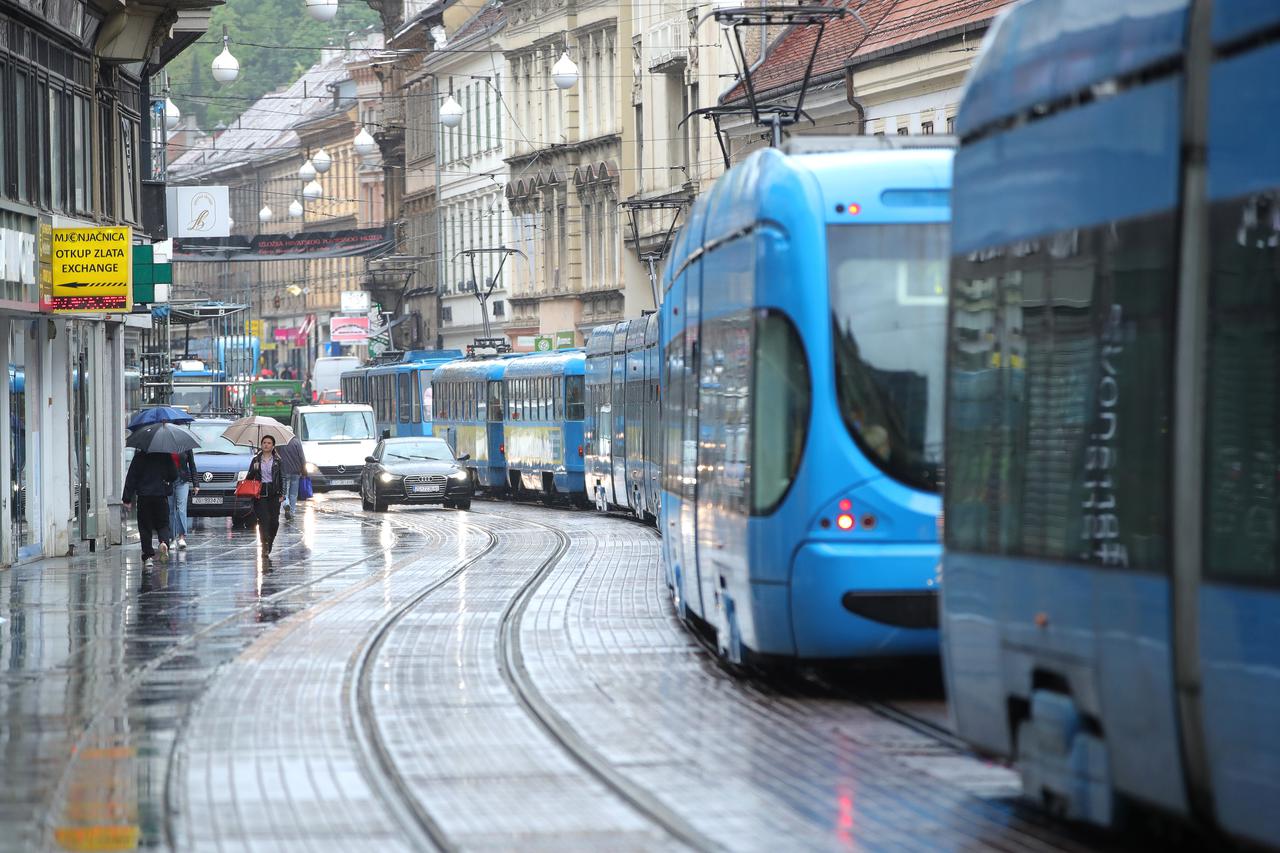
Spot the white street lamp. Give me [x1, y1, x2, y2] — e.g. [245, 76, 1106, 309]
[164, 97, 181, 131]
[288, 199, 304, 218]
[298, 159, 317, 182]
[552, 51, 579, 90]
[430, 25, 448, 50]
[439, 94, 464, 129]
[353, 126, 378, 157]
[211, 26, 239, 85]
[311, 147, 332, 173]
[228, 217, 235, 230]
[305, 0, 338, 22]
[259, 204, 273, 223]
[302, 178, 323, 200]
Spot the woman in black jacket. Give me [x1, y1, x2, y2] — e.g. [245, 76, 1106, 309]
[244, 435, 285, 559]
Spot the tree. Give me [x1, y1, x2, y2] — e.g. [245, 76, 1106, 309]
[166, 0, 379, 130]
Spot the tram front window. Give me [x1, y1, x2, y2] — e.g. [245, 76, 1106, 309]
[828, 222, 948, 492]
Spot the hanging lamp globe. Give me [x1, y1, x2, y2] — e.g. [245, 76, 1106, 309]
[164, 97, 181, 131]
[288, 199, 304, 218]
[304, 0, 338, 22]
[311, 147, 333, 173]
[211, 46, 239, 84]
[552, 51, 579, 90]
[259, 204, 273, 223]
[298, 159, 317, 182]
[302, 179, 323, 200]
[439, 95, 464, 129]
[353, 126, 378, 157]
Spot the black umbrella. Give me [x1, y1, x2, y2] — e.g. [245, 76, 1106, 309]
[125, 422, 201, 454]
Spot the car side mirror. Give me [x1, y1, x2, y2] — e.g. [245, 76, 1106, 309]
[457, 453, 470, 462]
[381, 429, 391, 439]
[365, 456, 378, 464]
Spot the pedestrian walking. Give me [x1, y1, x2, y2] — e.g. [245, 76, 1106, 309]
[244, 435, 285, 559]
[169, 449, 197, 550]
[278, 435, 307, 520]
[122, 451, 178, 568]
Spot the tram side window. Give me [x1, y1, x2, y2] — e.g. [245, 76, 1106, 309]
[1204, 190, 1280, 584]
[946, 217, 1175, 570]
[567, 375, 585, 420]
[662, 332, 684, 493]
[752, 311, 810, 515]
[488, 380, 503, 422]
[398, 372, 413, 423]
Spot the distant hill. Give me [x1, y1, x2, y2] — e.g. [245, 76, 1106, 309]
[166, 0, 380, 131]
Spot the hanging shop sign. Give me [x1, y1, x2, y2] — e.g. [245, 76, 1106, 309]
[555, 330, 576, 349]
[173, 227, 394, 262]
[340, 290, 371, 313]
[166, 186, 231, 238]
[329, 315, 370, 343]
[274, 327, 303, 343]
[45, 226, 133, 314]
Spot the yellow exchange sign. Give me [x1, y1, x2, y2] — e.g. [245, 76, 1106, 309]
[49, 226, 132, 314]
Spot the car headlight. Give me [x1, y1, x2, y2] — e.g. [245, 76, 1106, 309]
[450, 469, 469, 481]
[305, 462, 318, 474]
[236, 470, 248, 481]
[379, 472, 398, 484]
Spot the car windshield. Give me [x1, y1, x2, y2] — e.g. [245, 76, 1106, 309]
[298, 410, 375, 440]
[254, 385, 299, 399]
[188, 422, 240, 454]
[382, 441, 453, 462]
[829, 222, 948, 492]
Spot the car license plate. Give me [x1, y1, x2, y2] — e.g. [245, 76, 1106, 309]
[411, 484, 443, 494]
[191, 496, 222, 505]
[329, 479, 355, 486]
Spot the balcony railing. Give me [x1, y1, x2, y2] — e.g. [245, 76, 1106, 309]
[646, 17, 687, 72]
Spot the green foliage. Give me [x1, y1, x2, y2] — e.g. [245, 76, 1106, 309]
[166, 0, 380, 130]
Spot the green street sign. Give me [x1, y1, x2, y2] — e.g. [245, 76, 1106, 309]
[533, 335, 553, 352]
[555, 330, 576, 349]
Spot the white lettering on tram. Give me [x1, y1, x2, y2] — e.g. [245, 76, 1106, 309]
[1082, 304, 1128, 568]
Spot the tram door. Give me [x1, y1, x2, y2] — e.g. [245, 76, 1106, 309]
[610, 321, 630, 507]
[681, 261, 706, 620]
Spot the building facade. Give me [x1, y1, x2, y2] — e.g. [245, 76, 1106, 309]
[0, 0, 216, 565]
[168, 39, 386, 373]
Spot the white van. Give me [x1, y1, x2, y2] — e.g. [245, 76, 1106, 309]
[293, 404, 377, 491]
[310, 356, 360, 402]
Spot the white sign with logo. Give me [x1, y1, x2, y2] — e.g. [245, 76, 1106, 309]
[340, 290, 371, 313]
[166, 186, 231, 238]
[330, 315, 371, 343]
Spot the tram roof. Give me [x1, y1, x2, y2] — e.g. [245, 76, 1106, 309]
[432, 354, 525, 381]
[501, 350, 584, 377]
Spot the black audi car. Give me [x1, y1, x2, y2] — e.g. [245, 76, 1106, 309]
[360, 436, 473, 511]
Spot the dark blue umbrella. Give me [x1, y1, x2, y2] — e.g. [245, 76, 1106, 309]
[125, 422, 201, 454]
[128, 406, 194, 430]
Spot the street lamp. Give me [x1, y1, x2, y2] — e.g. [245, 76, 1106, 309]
[298, 159, 317, 182]
[552, 51, 578, 90]
[312, 148, 332, 173]
[164, 97, 181, 130]
[439, 94, 464, 129]
[304, 0, 338, 22]
[353, 126, 377, 158]
[259, 204, 273, 223]
[302, 179, 323, 200]
[211, 26, 239, 84]
[289, 199, 304, 218]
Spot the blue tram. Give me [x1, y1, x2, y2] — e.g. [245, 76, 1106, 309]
[941, 2, 1280, 847]
[500, 351, 587, 505]
[430, 355, 521, 493]
[659, 139, 954, 665]
[584, 314, 660, 520]
[339, 350, 462, 437]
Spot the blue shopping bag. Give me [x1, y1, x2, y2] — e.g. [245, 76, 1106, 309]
[298, 476, 314, 500]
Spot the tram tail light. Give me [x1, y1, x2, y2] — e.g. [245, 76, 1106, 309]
[578, 445, 584, 458]
[499, 443, 505, 456]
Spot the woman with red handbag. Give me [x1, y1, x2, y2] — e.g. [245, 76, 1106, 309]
[242, 435, 285, 560]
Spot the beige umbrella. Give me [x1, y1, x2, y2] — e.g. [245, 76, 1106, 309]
[221, 416, 296, 449]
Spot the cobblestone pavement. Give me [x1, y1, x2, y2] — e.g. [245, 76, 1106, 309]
[0, 495, 1132, 852]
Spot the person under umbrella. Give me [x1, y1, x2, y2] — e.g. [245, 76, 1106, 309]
[124, 423, 199, 567]
[221, 415, 295, 450]
[127, 406, 194, 431]
[277, 435, 307, 520]
[243, 434, 285, 561]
